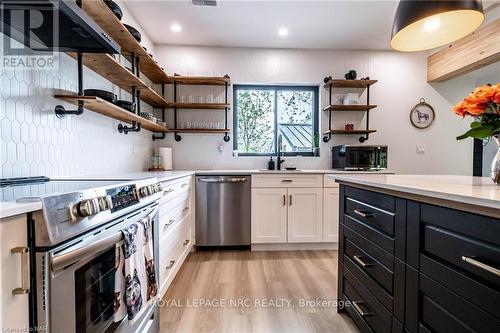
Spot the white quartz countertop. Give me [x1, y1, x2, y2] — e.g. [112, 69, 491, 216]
[0, 169, 391, 219]
[334, 174, 500, 211]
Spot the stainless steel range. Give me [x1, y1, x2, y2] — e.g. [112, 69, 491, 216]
[1, 177, 164, 333]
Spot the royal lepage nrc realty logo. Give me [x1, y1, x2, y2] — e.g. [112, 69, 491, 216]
[0, 0, 58, 70]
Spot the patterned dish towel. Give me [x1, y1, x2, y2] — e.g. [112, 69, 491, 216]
[114, 216, 157, 322]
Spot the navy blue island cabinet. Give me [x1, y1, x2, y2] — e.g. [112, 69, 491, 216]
[336, 182, 500, 333]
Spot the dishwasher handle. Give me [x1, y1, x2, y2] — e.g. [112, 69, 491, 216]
[198, 177, 248, 183]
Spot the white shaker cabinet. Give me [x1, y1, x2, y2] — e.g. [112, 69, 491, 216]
[323, 187, 340, 242]
[251, 188, 288, 243]
[287, 188, 323, 243]
[0, 214, 30, 331]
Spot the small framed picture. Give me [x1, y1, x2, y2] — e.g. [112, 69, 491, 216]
[410, 98, 435, 129]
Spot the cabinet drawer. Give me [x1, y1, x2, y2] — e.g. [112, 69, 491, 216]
[252, 174, 322, 188]
[345, 237, 394, 293]
[420, 204, 500, 288]
[159, 176, 192, 204]
[345, 186, 395, 212]
[346, 197, 395, 237]
[417, 273, 500, 333]
[344, 266, 393, 333]
[423, 224, 500, 288]
[323, 175, 340, 188]
[159, 195, 191, 242]
[344, 214, 394, 254]
[420, 255, 500, 320]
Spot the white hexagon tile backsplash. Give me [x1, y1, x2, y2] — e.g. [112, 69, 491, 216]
[0, 53, 155, 179]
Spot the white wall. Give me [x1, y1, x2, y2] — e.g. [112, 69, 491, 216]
[154, 45, 498, 175]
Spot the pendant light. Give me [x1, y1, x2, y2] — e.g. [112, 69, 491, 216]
[391, 0, 484, 52]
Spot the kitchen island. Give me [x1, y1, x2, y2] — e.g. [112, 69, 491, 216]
[334, 174, 500, 333]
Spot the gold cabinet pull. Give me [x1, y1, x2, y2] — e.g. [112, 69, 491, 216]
[11, 247, 30, 295]
[183, 240, 190, 246]
[353, 255, 372, 267]
[166, 260, 176, 269]
[462, 256, 500, 277]
[352, 301, 372, 317]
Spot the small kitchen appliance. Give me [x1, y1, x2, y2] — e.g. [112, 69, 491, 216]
[332, 145, 388, 170]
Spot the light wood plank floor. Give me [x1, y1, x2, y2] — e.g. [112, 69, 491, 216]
[159, 250, 359, 333]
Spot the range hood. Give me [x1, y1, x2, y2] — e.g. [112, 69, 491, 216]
[1, 0, 120, 53]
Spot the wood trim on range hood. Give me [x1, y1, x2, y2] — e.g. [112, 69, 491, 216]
[427, 18, 500, 82]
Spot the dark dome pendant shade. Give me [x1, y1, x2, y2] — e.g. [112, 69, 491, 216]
[390, 0, 484, 52]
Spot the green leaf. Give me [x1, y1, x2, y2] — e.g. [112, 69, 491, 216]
[470, 121, 482, 129]
[456, 125, 495, 140]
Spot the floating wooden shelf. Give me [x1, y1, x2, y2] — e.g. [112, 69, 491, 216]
[323, 79, 378, 88]
[323, 129, 377, 135]
[166, 103, 230, 110]
[81, 0, 169, 84]
[168, 129, 230, 134]
[168, 76, 231, 86]
[67, 53, 168, 108]
[323, 104, 377, 112]
[54, 95, 168, 132]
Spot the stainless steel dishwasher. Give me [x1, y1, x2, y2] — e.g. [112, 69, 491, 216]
[195, 175, 251, 246]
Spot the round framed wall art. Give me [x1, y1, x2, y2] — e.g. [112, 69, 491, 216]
[410, 98, 435, 129]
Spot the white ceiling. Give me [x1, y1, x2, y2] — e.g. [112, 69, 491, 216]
[123, 0, 400, 50]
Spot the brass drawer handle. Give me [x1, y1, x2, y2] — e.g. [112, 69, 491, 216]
[166, 260, 176, 269]
[354, 209, 373, 218]
[352, 301, 372, 317]
[353, 255, 372, 268]
[462, 256, 500, 277]
[183, 239, 190, 246]
[11, 247, 30, 295]
[281, 179, 293, 183]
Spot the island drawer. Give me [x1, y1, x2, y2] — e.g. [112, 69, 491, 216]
[344, 233, 394, 293]
[419, 204, 500, 288]
[405, 270, 500, 333]
[343, 266, 393, 333]
[344, 214, 394, 254]
[345, 197, 395, 236]
[344, 186, 395, 212]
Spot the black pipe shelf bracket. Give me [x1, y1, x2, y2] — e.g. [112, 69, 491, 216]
[55, 52, 85, 118]
[223, 81, 230, 142]
[323, 80, 374, 143]
[152, 83, 167, 141]
[118, 88, 141, 134]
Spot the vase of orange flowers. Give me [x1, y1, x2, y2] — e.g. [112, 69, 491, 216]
[454, 83, 500, 183]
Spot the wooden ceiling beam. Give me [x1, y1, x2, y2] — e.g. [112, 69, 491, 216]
[427, 19, 500, 82]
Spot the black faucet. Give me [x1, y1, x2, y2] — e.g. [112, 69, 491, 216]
[277, 134, 285, 170]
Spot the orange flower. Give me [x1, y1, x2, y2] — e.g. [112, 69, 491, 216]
[453, 100, 468, 116]
[494, 91, 500, 104]
[464, 102, 486, 116]
[471, 84, 495, 101]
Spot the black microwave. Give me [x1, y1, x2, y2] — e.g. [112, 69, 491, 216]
[332, 145, 388, 170]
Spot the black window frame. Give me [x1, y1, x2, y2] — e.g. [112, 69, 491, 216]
[233, 84, 320, 157]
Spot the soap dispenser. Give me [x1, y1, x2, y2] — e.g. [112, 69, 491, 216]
[268, 156, 275, 170]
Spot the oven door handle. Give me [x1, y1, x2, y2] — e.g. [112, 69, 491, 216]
[51, 206, 158, 272]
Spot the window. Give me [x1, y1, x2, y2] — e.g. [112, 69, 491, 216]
[233, 85, 319, 156]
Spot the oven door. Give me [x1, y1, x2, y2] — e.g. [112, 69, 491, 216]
[38, 204, 159, 333]
[345, 146, 378, 170]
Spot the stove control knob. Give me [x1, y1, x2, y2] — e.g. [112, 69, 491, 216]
[139, 185, 153, 198]
[98, 195, 113, 211]
[73, 198, 100, 217]
[152, 183, 162, 194]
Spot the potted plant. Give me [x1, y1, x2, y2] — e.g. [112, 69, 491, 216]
[454, 83, 500, 183]
[313, 132, 320, 157]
